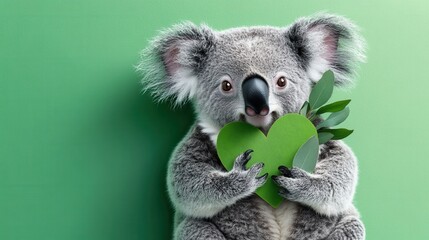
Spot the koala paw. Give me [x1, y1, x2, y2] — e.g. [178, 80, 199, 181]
[231, 149, 268, 194]
[271, 166, 311, 202]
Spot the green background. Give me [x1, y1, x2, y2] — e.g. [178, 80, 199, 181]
[1, 0, 428, 239]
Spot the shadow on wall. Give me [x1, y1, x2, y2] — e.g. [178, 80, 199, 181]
[71, 71, 194, 240]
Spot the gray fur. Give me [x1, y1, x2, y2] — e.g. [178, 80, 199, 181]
[139, 13, 366, 240]
[273, 141, 358, 216]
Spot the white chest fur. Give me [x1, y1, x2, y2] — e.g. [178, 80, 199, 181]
[255, 198, 298, 240]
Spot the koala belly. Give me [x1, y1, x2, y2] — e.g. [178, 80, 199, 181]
[210, 195, 298, 240]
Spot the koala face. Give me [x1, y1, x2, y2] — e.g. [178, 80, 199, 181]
[139, 13, 365, 133]
[194, 27, 309, 128]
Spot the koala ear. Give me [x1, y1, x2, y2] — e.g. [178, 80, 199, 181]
[137, 22, 215, 104]
[285, 13, 366, 86]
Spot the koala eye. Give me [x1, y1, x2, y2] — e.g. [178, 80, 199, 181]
[276, 77, 287, 88]
[221, 80, 233, 92]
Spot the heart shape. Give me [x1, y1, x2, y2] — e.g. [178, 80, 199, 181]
[216, 114, 317, 208]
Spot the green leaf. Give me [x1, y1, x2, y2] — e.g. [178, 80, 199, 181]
[319, 128, 354, 140]
[318, 132, 334, 144]
[316, 99, 351, 114]
[292, 135, 319, 173]
[317, 107, 350, 129]
[300, 101, 309, 116]
[308, 70, 335, 109]
[308, 110, 318, 121]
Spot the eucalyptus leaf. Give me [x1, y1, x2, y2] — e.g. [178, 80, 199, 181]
[308, 70, 334, 109]
[318, 132, 334, 144]
[319, 128, 354, 140]
[292, 135, 319, 173]
[317, 107, 350, 129]
[308, 110, 317, 121]
[316, 99, 351, 114]
[300, 101, 309, 116]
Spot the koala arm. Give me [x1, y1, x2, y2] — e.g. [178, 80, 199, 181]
[273, 140, 358, 216]
[167, 125, 266, 218]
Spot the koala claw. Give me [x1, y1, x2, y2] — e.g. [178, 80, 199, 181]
[233, 149, 254, 171]
[289, 167, 309, 178]
[272, 167, 312, 201]
[270, 175, 282, 185]
[249, 162, 264, 175]
[248, 162, 266, 187]
[257, 172, 268, 180]
[256, 173, 269, 186]
[231, 150, 267, 194]
[272, 175, 301, 201]
[278, 165, 292, 177]
[243, 161, 264, 183]
[277, 166, 308, 178]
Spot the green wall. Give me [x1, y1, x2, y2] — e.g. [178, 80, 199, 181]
[1, 0, 428, 239]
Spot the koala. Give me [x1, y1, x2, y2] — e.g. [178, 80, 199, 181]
[138, 13, 366, 240]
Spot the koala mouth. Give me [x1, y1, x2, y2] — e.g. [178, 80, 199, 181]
[239, 111, 280, 132]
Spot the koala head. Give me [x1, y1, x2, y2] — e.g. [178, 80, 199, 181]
[138, 13, 365, 139]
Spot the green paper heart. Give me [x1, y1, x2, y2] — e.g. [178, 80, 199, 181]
[216, 114, 317, 208]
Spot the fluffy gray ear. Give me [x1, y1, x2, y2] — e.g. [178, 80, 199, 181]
[137, 22, 215, 104]
[285, 13, 366, 86]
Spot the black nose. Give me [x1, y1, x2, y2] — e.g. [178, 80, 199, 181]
[242, 75, 270, 116]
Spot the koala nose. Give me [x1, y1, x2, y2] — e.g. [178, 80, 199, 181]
[242, 76, 270, 117]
